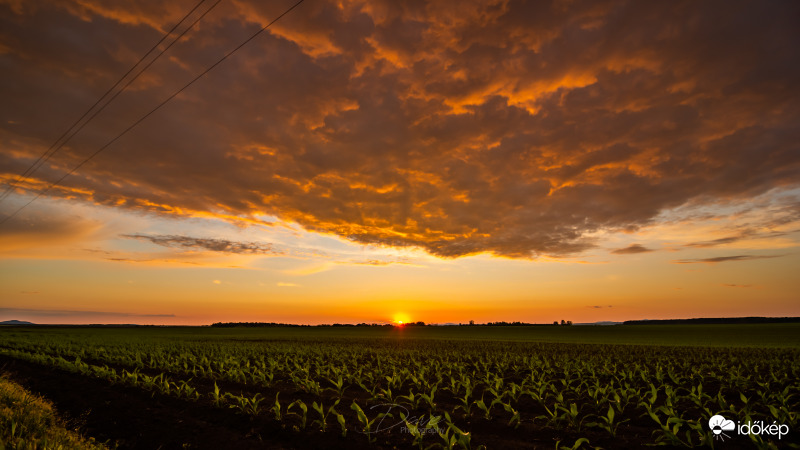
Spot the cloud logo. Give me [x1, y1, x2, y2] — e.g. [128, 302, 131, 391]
[709, 415, 735, 440]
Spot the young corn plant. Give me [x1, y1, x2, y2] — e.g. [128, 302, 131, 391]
[587, 383, 609, 408]
[454, 383, 474, 416]
[446, 376, 461, 396]
[587, 405, 628, 437]
[420, 386, 437, 414]
[271, 393, 281, 421]
[616, 385, 639, 414]
[209, 382, 229, 407]
[287, 399, 308, 429]
[400, 412, 426, 450]
[502, 402, 521, 429]
[385, 373, 403, 390]
[351, 401, 393, 443]
[172, 380, 199, 400]
[442, 412, 479, 449]
[506, 382, 524, 403]
[524, 382, 548, 406]
[335, 411, 347, 437]
[229, 393, 264, 416]
[554, 437, 591, 450]
[300, 377, 323, 396]
[537, 402, 561, 427]
[557, 402, 585, 431]
[376, 386, 402, 404]
[643, 382, 659, 409]
[326, 374, 348, 399]
[688, 382, 713, 413]
[644, 405, 696, 447]
[245, 393, 265, 416]
[253, 370, 275, 388]
[474, 394, 492, 420]
[436, 422, 458, 450]
[311, 399, 340, 432]
[398, 389, 422, 410]
[357, 378, 380, 397]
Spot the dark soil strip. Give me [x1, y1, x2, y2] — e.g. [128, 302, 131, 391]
[0, 355, 372, 450]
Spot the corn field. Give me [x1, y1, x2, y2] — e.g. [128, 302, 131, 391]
[0, 328, 798, 449]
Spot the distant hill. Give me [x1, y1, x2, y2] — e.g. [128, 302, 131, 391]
[623, 317, 800, 325]
[0, 320, 35, 325]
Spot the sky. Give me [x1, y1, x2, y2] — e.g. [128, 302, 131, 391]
[0, 0, 798, 325]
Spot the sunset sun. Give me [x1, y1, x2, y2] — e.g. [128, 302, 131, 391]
[394, 313, 410, 325]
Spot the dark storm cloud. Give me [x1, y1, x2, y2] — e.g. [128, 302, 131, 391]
[1, 0, 799, 258]
[611, 244, 653, 255]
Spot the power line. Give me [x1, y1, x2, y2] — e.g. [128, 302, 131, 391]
[0, 0, 219, 204]
[0, 0, 220, 203]
[0, 0, 307, 226]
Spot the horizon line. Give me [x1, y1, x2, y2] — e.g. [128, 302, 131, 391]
[3, 316, 800, 327]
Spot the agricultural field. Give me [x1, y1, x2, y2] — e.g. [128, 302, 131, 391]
[0, 325, 798, 449]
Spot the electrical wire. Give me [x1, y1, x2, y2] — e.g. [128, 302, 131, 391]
[0, 0, 307, 226]
[0, 0, 219, 203]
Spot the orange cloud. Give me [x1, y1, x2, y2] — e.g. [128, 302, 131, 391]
[1, 0, 798, 260]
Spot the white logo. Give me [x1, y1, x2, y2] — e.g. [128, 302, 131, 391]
[709, 415, 735, 441]
[708, 414, 789, 441]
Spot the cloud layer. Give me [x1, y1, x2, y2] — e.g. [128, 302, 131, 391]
[1, 0, 799, 258]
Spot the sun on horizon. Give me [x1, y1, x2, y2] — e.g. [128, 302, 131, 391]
[393, 313, 411, 326]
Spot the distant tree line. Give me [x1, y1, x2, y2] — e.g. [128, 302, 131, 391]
[210, 322, 396, 328]
[461, 320, 572, 326]
[210, 320, 577, 327]
[211, 322, 306, 327]
[624, 317, 800, 325]
[459, 320, 572, 327]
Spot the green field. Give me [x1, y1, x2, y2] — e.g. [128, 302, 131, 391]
[4, 323, 799, 347]
[0, 324, 798, 449]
